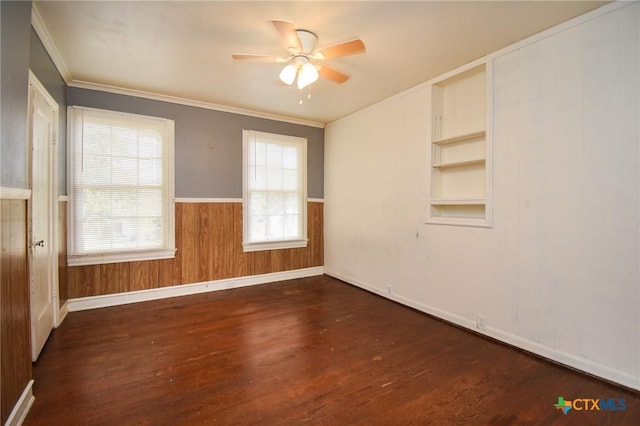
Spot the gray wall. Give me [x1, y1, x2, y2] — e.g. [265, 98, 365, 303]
[2, 1, 323, 198]
[1, 1, 31, 189]
[67, 87, 325, 199]
[30, 28, 67, 195]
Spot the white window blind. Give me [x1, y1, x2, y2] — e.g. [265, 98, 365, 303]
[68, 107, 175, 265]
[243, 130, 307, 251]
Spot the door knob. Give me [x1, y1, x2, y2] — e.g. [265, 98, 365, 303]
[33, 240, 44, 248]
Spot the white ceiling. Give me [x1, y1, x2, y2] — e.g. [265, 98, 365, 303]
[34, 1, 608, 126]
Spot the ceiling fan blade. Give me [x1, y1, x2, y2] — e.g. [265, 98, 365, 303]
[318, 64, 350, 84]
[232, 54, 285, 63]
[315, 38, 365, 60]
[272, 20, 302, 52]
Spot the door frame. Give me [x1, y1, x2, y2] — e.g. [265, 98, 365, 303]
[27, 70, 60, 360]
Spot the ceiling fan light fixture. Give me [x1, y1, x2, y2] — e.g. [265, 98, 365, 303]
[279, 63, 297, 85]
[234, 20, 364, 93]
[297, 62, 319, 89]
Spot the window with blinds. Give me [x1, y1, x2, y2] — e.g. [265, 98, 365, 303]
[68, 106, 175, 266]
[242, 130, 307, 252]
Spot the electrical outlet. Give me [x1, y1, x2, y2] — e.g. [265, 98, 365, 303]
[476, 314, 487, 331]
[387, 286, 393, 296]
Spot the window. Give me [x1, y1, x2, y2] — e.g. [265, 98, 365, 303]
[68, 106, 175, 266]
[242, 130, 307, 252]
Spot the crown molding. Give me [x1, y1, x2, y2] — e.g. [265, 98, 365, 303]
[68, 80, 326, 129]
[31, 4, 72, 84]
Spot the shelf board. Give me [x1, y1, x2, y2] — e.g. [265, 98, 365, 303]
[432, 158, 485, 169]
[430, 198, 485, 206]
[433, 130, 485, 145]
[426, 216, 492, 228]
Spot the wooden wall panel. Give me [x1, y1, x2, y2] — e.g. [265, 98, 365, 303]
[129, 261, 151, 291]
[195, 203, 212, 282]
[211, 203, 224, 279]
[158, 259, 174, 288]
[148, 260, 160, 289]
[308, 202, 324, 266]
[1, 199, 32, 424]
[70, 264, 100, 297]
[222, 203, 235, 278]
[67, 201, 324, 298]
[99, 263, 121, 295]
[251, 250, 272, 276]
[180, 203, 196, 285]
[172, 202, 183, 286]
[232, 203, 248, 278]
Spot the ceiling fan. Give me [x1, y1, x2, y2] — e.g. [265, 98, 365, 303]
[232, 20, 366, 90]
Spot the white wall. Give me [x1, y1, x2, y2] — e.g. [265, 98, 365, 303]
[324, 2, 639, 390]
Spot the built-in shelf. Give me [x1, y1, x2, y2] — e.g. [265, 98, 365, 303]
[427, 62, 491, 227]
[432, 158, 485, 169]
[430, 198, 485, 206]
[433, 130, 486, 145]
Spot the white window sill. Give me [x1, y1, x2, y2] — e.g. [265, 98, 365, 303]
[243, 239, 308, 253]
[67, 249, 176, 267]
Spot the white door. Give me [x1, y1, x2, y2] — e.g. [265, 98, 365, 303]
[29, 73, 59, 361]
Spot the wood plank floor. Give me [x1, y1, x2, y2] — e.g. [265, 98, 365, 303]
[25, 275, 638, 425]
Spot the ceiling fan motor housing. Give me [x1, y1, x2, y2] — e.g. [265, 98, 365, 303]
[296, 30, 318, 54]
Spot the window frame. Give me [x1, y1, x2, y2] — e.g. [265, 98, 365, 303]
[67, 106, 176, 266]
[242, 129, 308, 252]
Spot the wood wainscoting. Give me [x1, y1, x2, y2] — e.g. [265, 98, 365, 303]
[67, 201, 323, 298]
[1, 198, 33, 424]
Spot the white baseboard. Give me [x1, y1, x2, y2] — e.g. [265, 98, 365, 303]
[67, 267, 324, 312]
[56, 300, 69, 327]
[325, 270, 640, 392]
[4, 379, 35, 426]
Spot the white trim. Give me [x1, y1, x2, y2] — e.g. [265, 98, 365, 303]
[68, 249, 176, 267]
[69, 80, 326, 129]
[174, 198, 323, 203]
[28, 71, 60, 362]
[242, 130, 308, 252]
[67, 106, 176, 263]
[4, 379, 35, 426]
[31, 4, 72, 83]
[243, 239, 308, 252]
[56, 301, 69, 327]
[325, 270, 640, 391]
[58, 195, 69, 202]
[67, 267, 324, 312]
[0, 187, 31, 200]
[175, 198, 242, 203]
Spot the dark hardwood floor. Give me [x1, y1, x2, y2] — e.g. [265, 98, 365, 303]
[26, 275, 638, 425]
